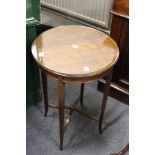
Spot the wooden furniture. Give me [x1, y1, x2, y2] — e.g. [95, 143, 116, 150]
[31, 25, 119, 150]
[106, 1, 129, 154]
[98, 0, 129, 104]
[26, 0, 41, 105]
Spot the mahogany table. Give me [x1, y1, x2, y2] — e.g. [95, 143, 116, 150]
[31, 25, 119, 150]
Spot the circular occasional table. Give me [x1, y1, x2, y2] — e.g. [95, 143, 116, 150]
[31, 25, 119, 150]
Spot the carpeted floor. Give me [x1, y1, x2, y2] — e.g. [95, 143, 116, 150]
[26, 77, 129, 155]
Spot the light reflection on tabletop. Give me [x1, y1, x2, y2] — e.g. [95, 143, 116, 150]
[32, 25, 119, 77]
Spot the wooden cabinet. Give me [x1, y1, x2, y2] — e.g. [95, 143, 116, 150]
[98, 0, 129, 104]
[26, 0, 41, 105]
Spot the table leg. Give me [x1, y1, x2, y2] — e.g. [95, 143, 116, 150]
[58, 79, 65, 150]
[41, 70, 48, 117]
[80, 83, 84, 106]
[99, 69, 113, 134]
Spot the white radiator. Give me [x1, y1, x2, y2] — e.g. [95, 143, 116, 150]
[41, 0, 113, 28]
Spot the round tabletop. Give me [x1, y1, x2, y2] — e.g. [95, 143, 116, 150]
[32, 25, 119, 82]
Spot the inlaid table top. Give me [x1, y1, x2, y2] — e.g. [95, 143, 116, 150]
[32, 25, 119, 81]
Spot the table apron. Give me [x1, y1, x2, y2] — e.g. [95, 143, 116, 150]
[40, 66, 111, 83]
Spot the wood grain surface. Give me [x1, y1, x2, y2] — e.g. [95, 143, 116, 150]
[113, 0, 129, 16]
[32, 26, 119, 78]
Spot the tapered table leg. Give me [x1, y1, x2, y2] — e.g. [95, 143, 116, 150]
[58, 79, 65, 150]
[99, 69, 113, 134]
[41, 70, 48, 117]
[80, 83, 84, 106]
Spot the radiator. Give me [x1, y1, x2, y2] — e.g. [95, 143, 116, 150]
[41, 0, 113, 28]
